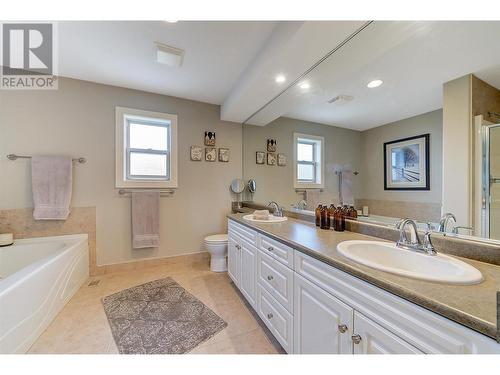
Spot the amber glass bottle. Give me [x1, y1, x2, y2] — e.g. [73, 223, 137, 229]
[349, 205, 357, 219]
[315, 205, 321, 227]
[320, 205, 329, 229]
[334, 206, 345, 232]
[328, 204, 336, 229]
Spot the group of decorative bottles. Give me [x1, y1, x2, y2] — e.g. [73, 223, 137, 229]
[315, 204, 357, 232]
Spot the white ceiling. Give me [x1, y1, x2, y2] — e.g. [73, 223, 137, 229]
[58, 21, 277, 105]
[246, 21, 500, 130]
[56, 21, 500, 130]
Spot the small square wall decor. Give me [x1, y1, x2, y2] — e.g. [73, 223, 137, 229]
[205, 147, 216, 162]
[267, 138, 277, 152]
[277, 153, 287, 166]
[204, 131, 216, 146]
[256, 151, 265, 165]
[267, 153, 277, 166]
[190, 146, 202, 161]
[218, 148, 229, 162]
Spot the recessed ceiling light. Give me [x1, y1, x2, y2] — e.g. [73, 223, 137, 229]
[367, 79, 383, 88]
[299, 82, 310, 89]
[275, 74, 286, 83]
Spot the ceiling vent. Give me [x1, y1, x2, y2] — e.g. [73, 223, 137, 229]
[155, 42, 184, 67]
[328, 94, 354, 104]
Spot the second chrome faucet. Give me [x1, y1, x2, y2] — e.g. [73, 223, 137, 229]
[395, 218, 437, 256]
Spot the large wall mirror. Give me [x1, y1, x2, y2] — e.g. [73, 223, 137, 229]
[241, 21, 500, 244]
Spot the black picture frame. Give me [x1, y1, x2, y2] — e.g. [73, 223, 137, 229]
[383, 133, 430, 191]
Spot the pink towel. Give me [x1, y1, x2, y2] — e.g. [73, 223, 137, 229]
[31, 156, 73, 220]
[341, 171, 354, 206]
[132, 191, 160, 249]
[305, 189, 321, 210]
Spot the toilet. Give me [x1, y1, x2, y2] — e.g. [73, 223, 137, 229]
[204, 234, 228, 272]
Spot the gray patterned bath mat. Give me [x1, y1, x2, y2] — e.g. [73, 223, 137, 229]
[102, 277, 227, 354]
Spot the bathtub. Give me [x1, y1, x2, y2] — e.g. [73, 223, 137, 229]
[0, 234, 89, 353]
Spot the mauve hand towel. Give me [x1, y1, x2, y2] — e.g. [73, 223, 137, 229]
[305, 189, 321, 210]
[132, 191, 160, 249]
[31, 155, 73, 220]
[341, 171, 355, 206]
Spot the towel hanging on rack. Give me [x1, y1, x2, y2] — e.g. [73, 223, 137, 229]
[31, 155, 73, 220]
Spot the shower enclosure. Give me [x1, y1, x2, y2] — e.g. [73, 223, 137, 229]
[476, 114, 500, 240]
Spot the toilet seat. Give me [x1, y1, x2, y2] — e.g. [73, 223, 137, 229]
[204, 234, 228, 243]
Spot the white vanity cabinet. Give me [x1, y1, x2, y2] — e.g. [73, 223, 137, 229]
[352, 311, 423, 354]
[294, 272, 354, 354]
[294, 272, 422, 354]
[228, 221, 258, 309]
[227, 234, 240, 287]
[227, 219, 500, 354]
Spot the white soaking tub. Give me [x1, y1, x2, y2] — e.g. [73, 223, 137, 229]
[0, 234, 89, 353]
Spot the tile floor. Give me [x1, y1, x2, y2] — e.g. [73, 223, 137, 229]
[28, 253, 283, 354]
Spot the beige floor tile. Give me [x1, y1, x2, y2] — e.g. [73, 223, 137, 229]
[27, 255, 284, 355]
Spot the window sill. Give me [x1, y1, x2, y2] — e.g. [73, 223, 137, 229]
[293, 182, 324, 189]
[115, 180, 178, 189]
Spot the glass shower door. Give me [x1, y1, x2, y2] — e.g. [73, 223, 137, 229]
[488, 125, 500, 240]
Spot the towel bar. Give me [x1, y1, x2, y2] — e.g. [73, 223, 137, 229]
[7, 154, 86, 164]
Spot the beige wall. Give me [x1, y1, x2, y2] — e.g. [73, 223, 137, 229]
[0, 77, 242, 266]
[242, 117, 361, 208]
[359, 109, 443, 206]
[442, 75, 472, 226]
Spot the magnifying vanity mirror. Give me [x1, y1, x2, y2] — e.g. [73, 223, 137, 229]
[230, 178, 246, 194]
[241, 21, 500, 244]
[247, 179, 257, 194]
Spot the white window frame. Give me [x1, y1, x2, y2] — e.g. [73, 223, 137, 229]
[115, 106, 178, 189]
[293, 133, 324, 189]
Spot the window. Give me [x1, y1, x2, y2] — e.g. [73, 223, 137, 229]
[115, 107, 178, 188]
[293, 133, 324, 188]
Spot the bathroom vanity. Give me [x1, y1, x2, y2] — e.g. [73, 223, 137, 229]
[227, 214, 500, 354]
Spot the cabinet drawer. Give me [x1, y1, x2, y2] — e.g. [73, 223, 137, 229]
[228, 219, 258, 247]
[294, 251, 500, 354]
[257, 284, 293, 353]
[260, 235, 294, 269]
[257, 249, 294, 313]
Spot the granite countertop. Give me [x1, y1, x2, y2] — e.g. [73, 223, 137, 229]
[228, 213, 500, 341]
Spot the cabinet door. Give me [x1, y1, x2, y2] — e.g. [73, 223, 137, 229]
[294, 273, 354, 354]
[352, 311, 423, 354]
[227, 233, 240, 287]
[239, 238, 257, 309]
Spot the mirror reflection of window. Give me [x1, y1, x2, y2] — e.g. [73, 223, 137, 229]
[293, 133, 324, 189]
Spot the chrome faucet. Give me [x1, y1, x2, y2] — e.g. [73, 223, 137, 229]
[438, 213, 457, 232]
[396, 218, 437, 256]
[268, 201, 284, 217]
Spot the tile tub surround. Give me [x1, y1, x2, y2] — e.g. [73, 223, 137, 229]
[237, 201, 500, 266]
[28, 252, 281, 354]
[0, 207, 99, 275]
[228, 213, 500, 340]
[354, 198, 442, 223]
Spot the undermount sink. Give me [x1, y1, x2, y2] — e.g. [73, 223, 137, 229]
[337, 240, 483, 285]
[242, 214, 287, 223]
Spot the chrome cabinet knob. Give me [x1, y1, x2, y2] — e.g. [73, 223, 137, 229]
[267, 275, 274, 281]
[267, 246, 274, 251]
[267, 313, 273, 319]
[338, 324, 348, 333]
[351, 334, 362, 344]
